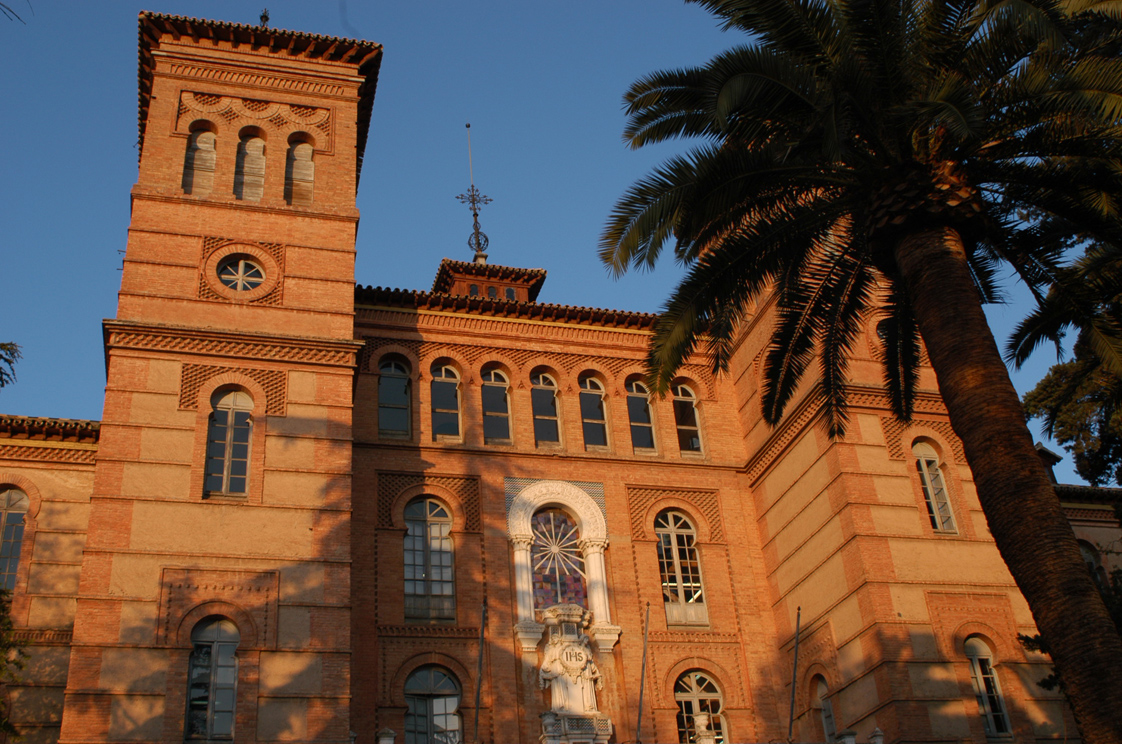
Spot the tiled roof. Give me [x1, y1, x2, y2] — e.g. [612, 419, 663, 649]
[431, 259, 548, 301]
[0, 415, 101, 443]
[1056, 482, 1122, 506]
[136, 12, 383, 177]
[355, 285, 658, 331]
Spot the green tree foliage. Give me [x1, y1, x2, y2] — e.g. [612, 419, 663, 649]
[0, 344, 20, 390]
[601, 0, 1122, 737]
[1025, 336, 1122, 486]
[0, 589, 25, 738]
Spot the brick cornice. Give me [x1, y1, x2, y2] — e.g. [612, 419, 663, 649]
[104, 320, 362, 368]
[375, 624, 480, 639]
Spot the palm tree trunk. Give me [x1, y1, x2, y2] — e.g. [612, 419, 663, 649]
[894, 226, 1122, 743]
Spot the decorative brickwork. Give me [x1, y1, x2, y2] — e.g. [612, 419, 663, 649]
[880, 416, 967, 463]
[179, 364, 287, 414]
[157, 568, 279, 649]
[198, 237, 285, 306]
[0, 444, 96, 464]
[11, 629, 73, 645]
[177, 91, 334, 152]
[375, 625, 480, 638]
[626, 486, 725, 542]
[361, 338, 423, 371]
[106, 326, 357, 366]
[376, 471, 481, 531]
[169, 65, 347, 98]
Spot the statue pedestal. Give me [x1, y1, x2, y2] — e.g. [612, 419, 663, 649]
[540, 711, 613, 744]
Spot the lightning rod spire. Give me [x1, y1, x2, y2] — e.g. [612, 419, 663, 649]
[455, 123, 492, 264]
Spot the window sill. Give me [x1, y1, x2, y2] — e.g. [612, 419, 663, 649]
[484, 438, 514, 447]
[679, 450, 705, 459]
[203, 492, 247, 502]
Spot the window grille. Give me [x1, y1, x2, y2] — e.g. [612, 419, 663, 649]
[204, 390, 253, 497]
[404, 498, 455, 620]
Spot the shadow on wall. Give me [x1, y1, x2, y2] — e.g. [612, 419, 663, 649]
[784, 622, 1078, 744]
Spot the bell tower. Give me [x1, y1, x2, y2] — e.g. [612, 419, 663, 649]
[61, 13, 381, 744]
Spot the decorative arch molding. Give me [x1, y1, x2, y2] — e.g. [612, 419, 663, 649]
[661, 656, 742, 709]
[507, 480, 619, 653]
[390, 483, 469, 533]
[507, 480, 606, 543]
[0, 472, 44, 519]
[175, 601, 261, 649]
[388, 651, 476, 707]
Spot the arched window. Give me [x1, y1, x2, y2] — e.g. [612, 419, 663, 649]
[0, 487, 28, 590]
[284, 139, 314, 206]
[481, 367, 511, 444]
[656, 511, 707, 625]
[505, 287, 516, 301]
[404, 498, 455, 620]
[674, 671, 725, 743]
[182, 129, 216, 196]
[626, 379, 656, 451]
[233, 133, 265, 201]
[469, 284, 479, 297]
[186, 617, 239, 740]
[673, 384, 702, 453]
[487, 286, 498, 299]
[965, 637, 1011, 737]
[204, 390, 253, 497]
[813, 677, 837, 744]
[379, 359, 412, 438]
[430, 363, 461, 440]
[1079, 540, 1110, 587]
[579, 375, 608, 449]
[531, 508, 586, 610]
[404, 666, 462, 744]
[531, 371, 561, 445]
[913, 442, 956, 532]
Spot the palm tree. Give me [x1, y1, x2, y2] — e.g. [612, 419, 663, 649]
[601, 0, 1122, 739]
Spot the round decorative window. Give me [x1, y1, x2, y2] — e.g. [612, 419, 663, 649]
[217, 256, 266, 291]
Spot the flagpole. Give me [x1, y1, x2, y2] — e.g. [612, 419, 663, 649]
[636, 601, 651, 744]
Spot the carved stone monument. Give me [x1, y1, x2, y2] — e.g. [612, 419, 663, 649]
[537, 605, 612, 744]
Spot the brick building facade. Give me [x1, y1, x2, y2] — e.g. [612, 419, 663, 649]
[0, 11, 1116, 744]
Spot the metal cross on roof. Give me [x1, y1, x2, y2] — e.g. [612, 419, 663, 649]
[455, 123, 492, 264]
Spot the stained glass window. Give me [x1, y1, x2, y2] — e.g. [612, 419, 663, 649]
[0, 488, 28, 590]
[531, 508, 586, 610]
[186, 617, 239, 740]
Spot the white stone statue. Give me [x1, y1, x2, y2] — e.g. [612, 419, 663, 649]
[538, 605, 603, 715]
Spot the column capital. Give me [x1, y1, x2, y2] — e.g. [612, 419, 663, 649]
[511, 536, 534, 550]
[579, 538, 608, 555]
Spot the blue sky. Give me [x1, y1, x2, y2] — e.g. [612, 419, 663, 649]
[0, 0, 1086, 482]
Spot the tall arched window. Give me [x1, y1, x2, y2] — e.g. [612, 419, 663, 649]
[233, 133, 265, 201]
[404, 497, 455, 620]
[531, 508, 587, 610]
[284, 139, 314, 206]
[186, 617, 239, 740]
[813, 677, 837, 744]
[626, 379, 656, 451]
[656, 510, 707, 625]
[378, 359, 412, 438]
[579, 375, 608, 449]
[913, 442, 956, 532]
[531, 371, 560, 445]
[1078, 540, 1110, 587]
[673, 384, 702, 453]
[404, 666, 462, 744]
[481, 367, 511, 444]
[487, 286, 498, 299]
[182, 128, 216, 196]
[430, 363, 461, 440]
[965, 637, 1011, 737]
[204, 390, 253, 497]
[0, 487, 28, 590]
[674, 671, 725, 743]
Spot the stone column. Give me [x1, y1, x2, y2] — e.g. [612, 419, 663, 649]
[580, 538, 621, 649]
[512, 536, 544, 651]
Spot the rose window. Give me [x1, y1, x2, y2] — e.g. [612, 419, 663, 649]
[217, 256, 265, 291]
[531, 508, 587, 609]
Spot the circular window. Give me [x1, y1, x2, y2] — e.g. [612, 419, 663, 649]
[202, 242, 281, 302]
[217, 256, 265, 291]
